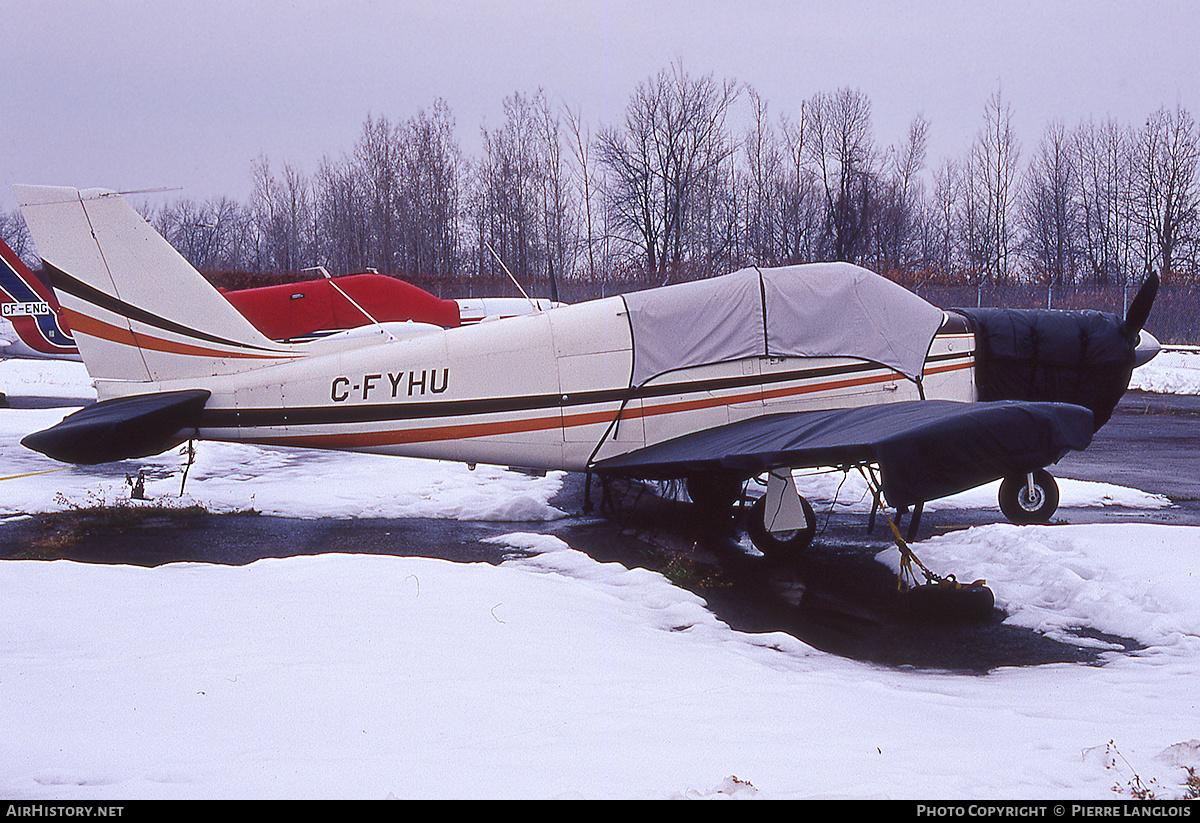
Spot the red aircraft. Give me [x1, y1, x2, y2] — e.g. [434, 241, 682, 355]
[4, 237, 553, 358]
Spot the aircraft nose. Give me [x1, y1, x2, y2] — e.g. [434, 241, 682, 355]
[1133, 329, 1161, 367]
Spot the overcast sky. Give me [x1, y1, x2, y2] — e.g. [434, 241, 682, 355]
[2, 0, 1197, 214]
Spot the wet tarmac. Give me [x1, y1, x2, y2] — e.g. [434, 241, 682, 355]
[2, 390, 1196, 673]
[1055, 390, 1200, 506]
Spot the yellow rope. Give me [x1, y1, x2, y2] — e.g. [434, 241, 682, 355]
[1, 467, 67, 481]
[856, 465, 937, 590]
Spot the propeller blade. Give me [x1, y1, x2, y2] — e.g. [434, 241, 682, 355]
[1122, 270, 1159, 341]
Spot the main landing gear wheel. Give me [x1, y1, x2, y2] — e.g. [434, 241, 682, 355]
[746, 494, 816, 558]
[998, 469, 1060, 524]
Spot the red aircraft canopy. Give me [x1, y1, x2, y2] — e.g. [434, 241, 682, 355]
[221, 273, 461, 340]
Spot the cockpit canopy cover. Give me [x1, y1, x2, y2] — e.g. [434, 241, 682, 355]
[621, 263, 945, 387]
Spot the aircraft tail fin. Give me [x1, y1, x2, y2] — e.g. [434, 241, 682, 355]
[14, 185, 291, 390]
[0, 235, 79, 359]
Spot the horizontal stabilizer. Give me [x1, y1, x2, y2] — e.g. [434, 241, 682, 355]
[22, 390, 211, 464]
[594, 400, 1094, 508]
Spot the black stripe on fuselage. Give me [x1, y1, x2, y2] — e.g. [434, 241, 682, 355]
[197, 352, 974, 430]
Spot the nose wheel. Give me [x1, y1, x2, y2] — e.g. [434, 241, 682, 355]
[998, 469, 1060, 524]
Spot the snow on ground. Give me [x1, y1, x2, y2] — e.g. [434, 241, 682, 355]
[1129, 346, 1200, 395]
[0, 354, 1198, 799]
[0, 355, 91, 400]
[0, 528, 1197, 799]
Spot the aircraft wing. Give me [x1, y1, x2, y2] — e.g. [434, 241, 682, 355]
[593, 399, 1094, 509]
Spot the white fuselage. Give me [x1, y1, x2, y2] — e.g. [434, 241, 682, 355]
[156, 297, 977, 473]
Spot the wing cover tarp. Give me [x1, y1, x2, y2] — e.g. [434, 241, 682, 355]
[594, 399, 1094, 508]
[622, 263, 945, 386]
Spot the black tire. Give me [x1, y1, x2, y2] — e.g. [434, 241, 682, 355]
[998, 469, 1060, 524]
[746, 494, 816, 557]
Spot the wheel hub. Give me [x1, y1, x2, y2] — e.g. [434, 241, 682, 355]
[1018, 484, 1045, 512]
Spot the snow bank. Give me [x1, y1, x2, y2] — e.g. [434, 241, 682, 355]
[0, 527, 1197, 799]
[1130, 347, 1200, 395]
[879, 523, 1200, 653]
[0, 408, 567, 521]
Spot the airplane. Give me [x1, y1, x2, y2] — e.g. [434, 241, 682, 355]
[15, 185, 1161, 573]
[0, 234, 80, 360]
[217, 269, 560, 341]
[1, 233, 558, 359]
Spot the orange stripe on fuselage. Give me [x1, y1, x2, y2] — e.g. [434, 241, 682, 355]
[231, 358, 975, 450]
[921, 360, 974, 377]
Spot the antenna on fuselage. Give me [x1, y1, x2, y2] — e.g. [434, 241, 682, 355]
[484, 241, 541, 312]
[301, 266, 397, 342]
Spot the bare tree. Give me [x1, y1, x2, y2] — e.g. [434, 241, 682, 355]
[741, 87, 785, 265]
[1134, 104, 1200, 281]
[1074, 118, 1135, 286]
[155, 196, 251, 272]
[1019, 121, 1081, 293]
[873, 113, 929, 271]
[475, 91, 537, 287]
[596, 60, 740, 280]
[308, 104, 463, 280]
[313, 154, 370, 274]
[353, 114, 402, 273]
[596, 92, 659, 275]
[395, 100, 463, 280]
[930, 158, 961, 278]
[972, 88, 1021, 285]
[0, 208, 33, 264]
[534, 93, 571, 300]
[957, 148, 993, 301]
[467, 90, 573, 298]
[778, 105, 820, 264]
[805, 87, 877, 263]
[250, 157, 313, 274]
[565, 103, 600, 283]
